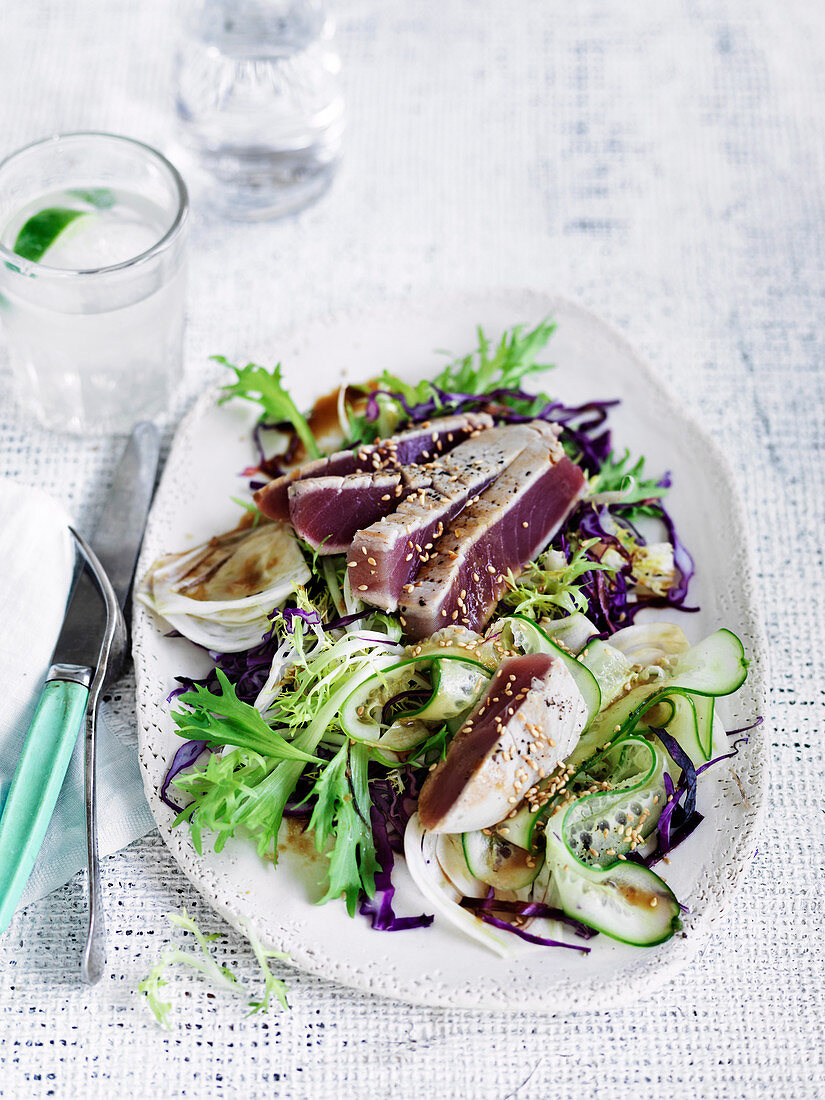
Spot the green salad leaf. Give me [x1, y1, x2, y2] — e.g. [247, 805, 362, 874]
[589, 448, 668, 517]
[138, 909, 289, 1029]
[172, 670, 320, 763]
[432, 319, 557, 395]
[378, 319, 556, 409]
[215, 357, 321, 460]
[308, 742, 378, 916]
[499, 540, 611, 620]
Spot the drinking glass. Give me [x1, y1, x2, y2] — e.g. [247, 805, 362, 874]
[0, 133, 189, 435]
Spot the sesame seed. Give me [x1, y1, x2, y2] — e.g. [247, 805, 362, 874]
[357, 584, 368, 591]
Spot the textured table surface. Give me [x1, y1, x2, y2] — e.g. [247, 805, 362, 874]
[1, 1, 823, 1096]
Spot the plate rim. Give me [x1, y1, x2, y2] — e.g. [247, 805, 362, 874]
[134, 286, 769, 1012]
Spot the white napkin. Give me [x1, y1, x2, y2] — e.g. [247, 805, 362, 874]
[0, 479, 155, 910]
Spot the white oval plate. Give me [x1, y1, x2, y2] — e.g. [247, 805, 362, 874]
[135, 289, 768, 1012]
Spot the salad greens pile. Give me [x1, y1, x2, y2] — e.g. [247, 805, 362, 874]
[152, 320, 751, 953]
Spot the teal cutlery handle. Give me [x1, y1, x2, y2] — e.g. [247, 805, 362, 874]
[0, 676, 89, 933]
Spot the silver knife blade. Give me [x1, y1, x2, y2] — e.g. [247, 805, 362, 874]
[50, 422, 160, 674]
[89, 421, 160, 610]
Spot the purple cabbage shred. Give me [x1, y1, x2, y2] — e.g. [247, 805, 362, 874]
[359, 805, 434, 932]
[160, 738, 209, 812]
[459, 895, 596, 939]
[640, 730, 752, 868]
[476, 911, 591, 952]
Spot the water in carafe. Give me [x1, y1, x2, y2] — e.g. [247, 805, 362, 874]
[175, 0, 344, 219]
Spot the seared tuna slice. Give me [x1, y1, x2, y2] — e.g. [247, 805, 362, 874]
[288, 470, 430, 555]
[399, 424, 586, 639]
[254, 412, 493, 522]
[347, 425, 538, 611]
[419, 652, 588, 833]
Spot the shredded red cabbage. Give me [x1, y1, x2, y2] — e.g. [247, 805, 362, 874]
[271, 606, 322, 634]
[363, 386, 620, 478]
[650, 725, 698, 819]
[325, 609, 372, 630]
[358, 805, 434, 932]
[476, 911, 591, 952]
[557, 501, 698, 634]
[459, 895, 596, 939]
[160, 738, 209, 812]
[640, 728, 753, 867]
[720, 716, 763, 739]
[381, 688, 430, 724]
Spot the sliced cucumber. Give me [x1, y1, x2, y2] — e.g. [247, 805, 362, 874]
[339, 654, 491, 750]
[409, 658, 489, 722]
[503, 801, 544, 851]
[561, 737, 667, 865]
[578, 639, 632, 709]
[673, 628, 748, 695]
[540, 735, 681, 945]
[537, 612, 597, 655]
[462, 829, 544, 890]
[640, 689, 715, 763]
[501, 614, 601, 726]
[567, 628, 747, 768]
[550, 857, 681, 946]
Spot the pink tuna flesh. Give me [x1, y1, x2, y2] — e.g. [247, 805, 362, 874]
[347, 424, 542, 611]
[288, 470, 430, 555]
[399, 425, 586, 640]
[254, 412, 493, 522]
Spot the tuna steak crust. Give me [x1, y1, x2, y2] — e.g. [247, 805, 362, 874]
[399, 427, 586, 639]
[254, 412, 493, 522]
[418, 652, 588, 833]
[347, 424, 540, 611]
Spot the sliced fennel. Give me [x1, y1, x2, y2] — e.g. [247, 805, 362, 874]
[403, 814, 521, 958]
[139, 522, 310, 652]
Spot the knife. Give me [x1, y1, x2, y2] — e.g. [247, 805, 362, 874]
[81, 422, 160, 983]
[0, 423, 160, 945]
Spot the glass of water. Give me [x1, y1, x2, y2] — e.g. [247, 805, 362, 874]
[0, 133, 189, 435]
[175, 0, 345, 220]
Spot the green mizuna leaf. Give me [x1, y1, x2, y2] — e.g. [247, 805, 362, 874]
[432, 319, 557, 395]
[138, 909, 290, 1029]
[499, 540, 611, 621]
[215, 356, 321, 460]
[308, 742, 378, 916]
[172, 669, 319, 763]
[370, 319, 558, 433]
[589, 448, 669, 517]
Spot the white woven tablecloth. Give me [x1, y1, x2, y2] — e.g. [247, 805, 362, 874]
[1, 1, 823, 1095]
